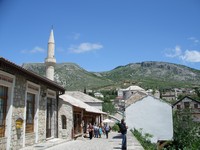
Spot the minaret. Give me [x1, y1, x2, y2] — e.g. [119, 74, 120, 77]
[45, 28, 56, 81]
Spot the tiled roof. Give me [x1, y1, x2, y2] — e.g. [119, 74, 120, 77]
[60, 94, 106, 114]
[65, 91, 103, 103]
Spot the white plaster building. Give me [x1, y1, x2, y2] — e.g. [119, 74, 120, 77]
[94, 92, 104, 98]
[126, 96, 173, 143]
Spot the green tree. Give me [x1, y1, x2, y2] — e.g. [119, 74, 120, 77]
[102, 102, 116, 115]
[172, 109, 200, 149]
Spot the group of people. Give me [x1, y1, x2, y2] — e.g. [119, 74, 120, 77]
[87, 119, 128, 150]
[87, 123, 111, 140]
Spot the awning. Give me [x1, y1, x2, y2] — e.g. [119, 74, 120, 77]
[60, 94, 107, 114]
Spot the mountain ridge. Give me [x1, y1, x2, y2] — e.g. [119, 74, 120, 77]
[22, 61, 200, 91]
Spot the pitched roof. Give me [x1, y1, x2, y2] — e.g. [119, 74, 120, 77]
[126, 91, 147, 107]
[65, 91, 103, 103]
[60, 94, 106, 114]
[0, 57, 65, 93]
[172, 96, 200, 106]
[126, 85, 145, 91]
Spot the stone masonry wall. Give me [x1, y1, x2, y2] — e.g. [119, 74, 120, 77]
[37, 86, 47, 143]
[58, 99, 73, 140]
[0, 137, 7, 150]
[10, 75, 26, 150]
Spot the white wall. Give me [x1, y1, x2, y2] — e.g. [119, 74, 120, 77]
[126, 96, 173, 143]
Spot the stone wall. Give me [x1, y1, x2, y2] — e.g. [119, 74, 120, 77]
[1, 68, 68, 149]
[10, 74, 26, 149]
[58, 99, 73, 140]
[25, 133, 35, 146]
[9, 74, 58, 149]
[37, 87, 46, 143]
[0, 137, 7, 150]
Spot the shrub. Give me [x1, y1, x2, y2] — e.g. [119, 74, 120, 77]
[131, 128, 157, 150]
[112, 123, 120, 132]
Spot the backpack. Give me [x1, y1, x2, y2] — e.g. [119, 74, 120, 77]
[105, 125, 110, 131]
[120, 123, 127, 134]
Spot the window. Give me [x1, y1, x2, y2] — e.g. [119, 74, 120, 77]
[194, 103, 198, 109]
[26, 93, 35, 133]
[177, 105, 181, 109]
[61, 115, 67, 129]
[0, 86, 8, 137]
[184, 102, 190, 109]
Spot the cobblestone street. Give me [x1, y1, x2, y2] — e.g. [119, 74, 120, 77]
[21, 131, 144, 150]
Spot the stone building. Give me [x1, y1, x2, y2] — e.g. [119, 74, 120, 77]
[172, 96, 200, 122]
[0, 57, 65, 149]
[60, 93, 106, 138]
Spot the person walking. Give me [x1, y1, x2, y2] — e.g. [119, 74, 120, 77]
[104, 123, 111, 139]
[119, 119, 128, 150]
[88, 123, 94, 140]
[93, 123, 99, 138]
[99, 125, 103, 138]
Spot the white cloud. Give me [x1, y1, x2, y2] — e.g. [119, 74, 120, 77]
[188, 37, 199, 44]
[165, 45, 182, 58]
[165, 45, 200, 63]
[21, 46, 45, 54]
[69, 42, 103, 54]
[181, 50, 200, 62]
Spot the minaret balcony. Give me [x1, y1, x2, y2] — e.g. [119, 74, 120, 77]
[45, 58, 56, 66]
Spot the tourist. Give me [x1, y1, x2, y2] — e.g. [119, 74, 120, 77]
[93, 123, 99, 138]
[119, 119, 128, 150]
[104, 123, 111, 139]
[88, 123, 94, 140]
[99, 125, 103, 138]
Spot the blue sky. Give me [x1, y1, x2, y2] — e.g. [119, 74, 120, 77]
[0, 0, 200, 72]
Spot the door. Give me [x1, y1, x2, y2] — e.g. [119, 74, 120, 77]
[46, 98, 52, 138]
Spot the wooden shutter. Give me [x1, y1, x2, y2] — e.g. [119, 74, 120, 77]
[0, 86, 8, 137]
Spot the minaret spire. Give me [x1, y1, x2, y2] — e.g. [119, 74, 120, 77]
[45, 28, 56, 81]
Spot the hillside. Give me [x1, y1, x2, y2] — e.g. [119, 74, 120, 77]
[22, 63, 114, 91]
[22, 61, 200, 91]
[100, 61, 200, 89]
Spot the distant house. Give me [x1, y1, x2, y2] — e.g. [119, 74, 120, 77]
[146, 89, 160, 99]
[116, 86, 147, 113]
[161, 90, 176, 101]
[172, 96, 200, 122]
[94, 92, 104, 98]
[126, 95, 173, 143]
[118, 86, 146, 100]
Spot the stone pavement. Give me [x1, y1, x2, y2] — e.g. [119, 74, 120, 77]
[20, 131, 144, 150]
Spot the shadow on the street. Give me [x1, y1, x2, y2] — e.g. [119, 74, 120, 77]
[113, 146, 121, 149]
[112, 135, 122, 139]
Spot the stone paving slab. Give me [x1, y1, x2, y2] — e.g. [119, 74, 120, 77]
[20, 131, 144, 150]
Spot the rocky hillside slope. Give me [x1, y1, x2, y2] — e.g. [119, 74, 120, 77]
[23, 61, 200, 90]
